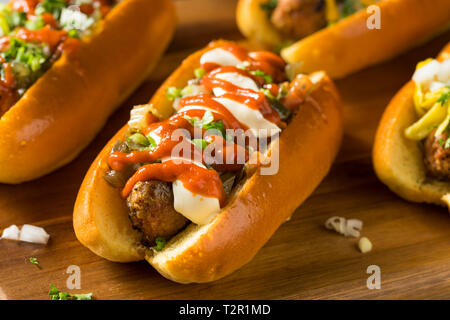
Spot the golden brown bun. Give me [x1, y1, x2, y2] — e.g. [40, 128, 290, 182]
[0, 0, 176, 184]
[373, 43, 450, 208]
[74, 41, 343, 283]
[237, 0, 450, 78]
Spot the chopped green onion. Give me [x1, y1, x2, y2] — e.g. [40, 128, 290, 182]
[260, 88, 276, 100]
[184, 110, 214, 128]
[191, 139, 208, 150]
[10, 11, 27, 28]
[166, 86, 182, 101]
[250, 69, 273, 83]
[181, 85, 193, 96]
[127, 133, 150, 147]
[153, 237, 166, 251]
[35, 0, 67, 19]
[68, 29, 79, 39]
[146, 134, 158, 149]
[204, 119, 225, 136]
[194, 67, 206, 79]
[25, 16, 44, 30]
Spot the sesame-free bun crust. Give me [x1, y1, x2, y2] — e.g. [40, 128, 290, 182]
[236, 0, 450, 78]
[373, 43, 450, 208]
[74, 41, 343, 283]
[0, 0, 176, 184]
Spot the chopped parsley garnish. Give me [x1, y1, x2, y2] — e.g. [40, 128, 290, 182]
[153, 237, 166, 251]
[260, 0, 278, 11]
[49, 284, 93, 300]
[29, 257, 40, 267]
[437, 86, 450, 106]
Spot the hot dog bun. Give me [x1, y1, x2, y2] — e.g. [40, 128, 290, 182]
[73, 40, 343, 283]
[373, 43, 450, 208]
[237, 0, 450, 78]
[0, 0, 176, 184]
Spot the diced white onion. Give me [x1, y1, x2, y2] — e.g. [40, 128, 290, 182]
[19, 224, 50, 245]
[413, 59, 450, 89]
[325, 216, 346, 234]
[429, 81, 446, 92]
[345, 219, 363, 238]
[60, 7, 94, 32]
[325, 216, 363, 238]
[438, 59, 450, 83]
[1, 224, 50, 245]
[1, 225, 20, 241]
[128, 104, 152, 130]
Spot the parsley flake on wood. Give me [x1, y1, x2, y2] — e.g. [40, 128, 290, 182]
[48, 285, 93, 300]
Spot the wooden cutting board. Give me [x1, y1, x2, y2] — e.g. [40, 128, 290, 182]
[1, 0, 450, 300]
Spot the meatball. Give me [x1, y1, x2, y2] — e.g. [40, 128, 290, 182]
[127, 180, 188, 246]
[424, 130, 450, 179]
[271, 0, 326, 40]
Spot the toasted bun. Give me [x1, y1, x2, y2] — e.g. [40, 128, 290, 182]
[0, 0, 176, 184]
[74, 41, 343, 283]
[237, 0, 450, 78]
[373, 43, 450, 208]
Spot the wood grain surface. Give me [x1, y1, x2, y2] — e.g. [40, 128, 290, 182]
[1, 0, 450, 300]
